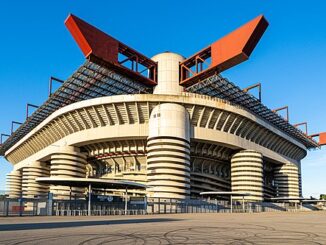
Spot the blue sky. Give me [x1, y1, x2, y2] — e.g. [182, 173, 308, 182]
[0, 0, 325, 197]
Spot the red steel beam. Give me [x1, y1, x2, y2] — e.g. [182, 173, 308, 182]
[320, 132, 326, 146]
[65, 14, 157, 86]
[310, 132, 326, 146]
[180, 15, 269, 87]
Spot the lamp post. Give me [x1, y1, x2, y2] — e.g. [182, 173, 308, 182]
[125, 187, 128, 215]
[88, 183, 92, 216]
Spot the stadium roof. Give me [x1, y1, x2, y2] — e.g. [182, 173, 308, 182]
[0, 59, 152, 155]
[186, 74, 319, 149]
[0, 63, 318, 155]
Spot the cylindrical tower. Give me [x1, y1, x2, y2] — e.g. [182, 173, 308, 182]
[274, 163, 300, 198]
[22, 161, 50, 198]
[50, 146, 87, 199]
[147, 103, 191, 199]
[231, 150, 264, 201]
[152, 52, 185, 95]
[6, 170, 22, 198]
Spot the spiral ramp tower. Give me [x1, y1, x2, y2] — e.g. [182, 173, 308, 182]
[152, 52, 185, 95]
[6, 170, 22, 198]
[49, 146, 87, 199]
[231, 150, 264, 201]
[147, 103, 191, 199]
[22, 161, 50, 198]
[146, 52, 191, 199]
[274, 163, 300, 198]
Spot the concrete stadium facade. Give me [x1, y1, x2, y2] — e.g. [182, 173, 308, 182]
[4, 51, 308, 202]
[2, 14, 322, 203]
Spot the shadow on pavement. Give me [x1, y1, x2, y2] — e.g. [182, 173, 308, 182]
[0, 218, 180, 231]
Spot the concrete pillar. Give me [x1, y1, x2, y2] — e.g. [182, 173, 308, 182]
[6, 170, 22, 198]
[50, 146, 87, 199]
[298, 162, 302, 197]
[22, 161, 50, 198]
[152, 52, 185, 95]
[231, 150, 263, 202]
[274, 163, 300, 198]
[147, 103, 191, 199]
[298, 173, 302, 197]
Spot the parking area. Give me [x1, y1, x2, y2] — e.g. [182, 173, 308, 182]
[0, 212, 326, 244]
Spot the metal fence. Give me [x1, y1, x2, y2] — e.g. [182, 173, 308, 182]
[0, 196, 320, 217]
[145, 198, 296, 214]
[0, 198, 48, 216]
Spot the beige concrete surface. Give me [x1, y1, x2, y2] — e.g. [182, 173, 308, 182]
[0, 212, 326, 244]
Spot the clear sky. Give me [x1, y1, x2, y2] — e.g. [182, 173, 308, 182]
[0, 0, 325, 197]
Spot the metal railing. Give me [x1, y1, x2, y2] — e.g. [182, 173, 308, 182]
[54, 209, 146, 216]
[1, 196, 323, 217]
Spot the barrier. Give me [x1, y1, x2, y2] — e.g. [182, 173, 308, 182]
[1, 196, 323, 216]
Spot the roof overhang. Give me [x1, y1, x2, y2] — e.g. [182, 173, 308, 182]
[200, 191, 251, 196]
[36, 177, 147, 190]
[268, 197, 306, 201]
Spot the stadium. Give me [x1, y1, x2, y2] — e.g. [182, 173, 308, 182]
[1, 14, 325, 207]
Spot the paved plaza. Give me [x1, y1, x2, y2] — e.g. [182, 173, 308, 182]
[0, 212, 326, 244]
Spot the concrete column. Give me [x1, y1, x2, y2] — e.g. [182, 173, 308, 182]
[298, 162, 302, 197]
[6, 170, 22, 198]
[50, 146, 87, 199]
[274, 163, 300, 198]
[231, 150, 263, 202]
[147, 103, 191, 199]
[152, 52, 185, 95]
[22, 161, 50, 198]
